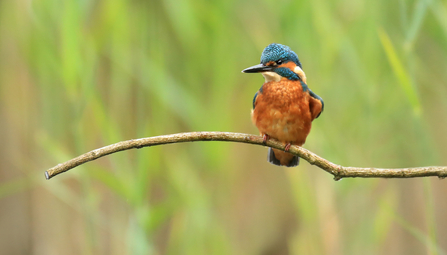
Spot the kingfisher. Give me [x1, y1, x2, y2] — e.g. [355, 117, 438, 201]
[242, 43, 324, 167]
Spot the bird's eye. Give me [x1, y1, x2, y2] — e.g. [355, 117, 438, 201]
[276, 60, 283, 65]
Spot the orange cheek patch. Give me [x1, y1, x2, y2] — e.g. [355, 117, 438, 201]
[278, 62, 307, 82]
[278, 62, 296, 70]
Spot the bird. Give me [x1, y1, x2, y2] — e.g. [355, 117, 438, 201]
[242, 43, 324, 167]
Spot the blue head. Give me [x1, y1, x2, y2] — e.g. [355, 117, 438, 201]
[260, 43, 302, 68]
[242, 43, 305, 82]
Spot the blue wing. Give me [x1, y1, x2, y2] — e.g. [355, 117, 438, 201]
[252, 85, 264, 109]
[252, 91, 258, 109]
[308, 89, 324, 118]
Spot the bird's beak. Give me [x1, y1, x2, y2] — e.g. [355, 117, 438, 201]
[242, 64, 274, 73]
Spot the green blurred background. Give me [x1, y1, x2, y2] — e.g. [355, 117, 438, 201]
[1, 0, 447, 254]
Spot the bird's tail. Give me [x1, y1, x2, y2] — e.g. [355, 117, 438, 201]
[268, 148, 299, 167]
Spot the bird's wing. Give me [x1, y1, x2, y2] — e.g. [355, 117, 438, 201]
[252, 91, 258, 109]
[308, 89, 324, 119]
[252, 85, 264, 109]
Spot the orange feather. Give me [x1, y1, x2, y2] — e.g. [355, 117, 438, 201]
[252, 79, 318, 166]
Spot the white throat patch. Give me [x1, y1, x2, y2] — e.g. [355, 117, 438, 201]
[261, 66, 307, 83]
[262, 72, 281, 82]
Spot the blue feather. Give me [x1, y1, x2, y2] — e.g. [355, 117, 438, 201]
[309, 89, 324, 117]
[260, 43, 302, 68]
[252, 91, 258, 109]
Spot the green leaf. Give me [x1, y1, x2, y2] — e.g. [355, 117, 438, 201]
[378, 28, 421, 115]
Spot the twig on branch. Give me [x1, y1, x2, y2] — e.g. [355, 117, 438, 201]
[44, 131, 447, 180]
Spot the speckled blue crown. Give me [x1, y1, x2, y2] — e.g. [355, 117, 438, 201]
[260, 43, 302, 68]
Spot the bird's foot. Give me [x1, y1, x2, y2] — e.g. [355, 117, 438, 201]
[263, 134, 270, 144]
[284, 143, 292, 152]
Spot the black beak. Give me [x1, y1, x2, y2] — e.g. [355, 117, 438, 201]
[242, 64, 274, 73]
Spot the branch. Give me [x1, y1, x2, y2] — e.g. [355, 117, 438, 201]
[44, 131, 447, 180]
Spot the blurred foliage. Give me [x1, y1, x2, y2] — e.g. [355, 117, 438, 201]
[1, 0, 447, 254]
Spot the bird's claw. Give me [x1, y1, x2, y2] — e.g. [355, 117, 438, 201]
[263, 134, 270, 144]
[284, 143, 292, 152]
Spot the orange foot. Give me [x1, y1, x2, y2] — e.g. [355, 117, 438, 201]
[284, 143, 292, 152]
[263, 134, 270, 144]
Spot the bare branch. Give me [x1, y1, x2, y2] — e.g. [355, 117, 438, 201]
[44, 131, 447, 180]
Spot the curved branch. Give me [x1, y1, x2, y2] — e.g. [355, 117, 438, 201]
[44, 131, 447, 180]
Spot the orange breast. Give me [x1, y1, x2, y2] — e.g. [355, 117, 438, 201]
[252, 80, 313, 146]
